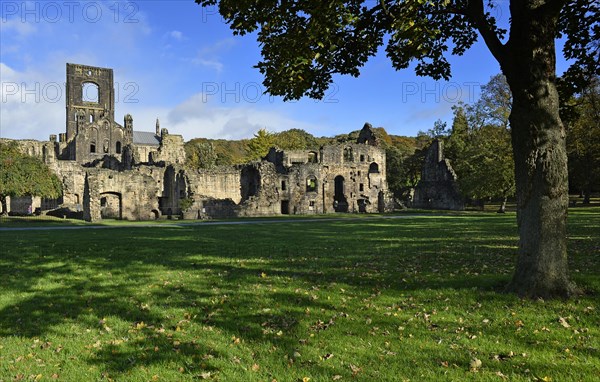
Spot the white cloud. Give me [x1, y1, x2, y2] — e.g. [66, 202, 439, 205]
[162, 92, 323, 140]
[189, 57, 224, 73]
[0, 18, 37, 38]
[0, 63, 64, 140]
[169, 30, 183, 40]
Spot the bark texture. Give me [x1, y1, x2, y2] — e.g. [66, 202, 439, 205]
[502, 1, 577, 298]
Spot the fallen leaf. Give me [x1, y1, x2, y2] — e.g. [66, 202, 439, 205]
[469, 358, 482, 371]
[558, 317, 570, 328]
[349, 364, 361, 376]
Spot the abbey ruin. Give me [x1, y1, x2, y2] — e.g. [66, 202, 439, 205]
[2, 64, 396, 221]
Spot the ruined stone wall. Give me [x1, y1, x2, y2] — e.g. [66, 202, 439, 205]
[153, 133, 186, 165]
[237, 162, 281, 217]
[134, 144, 156, 164]
[413, 140, 464, 210]
[83, 167, 161, 222]
[187, 166, 242, 203]
[7, 195, 40, 215]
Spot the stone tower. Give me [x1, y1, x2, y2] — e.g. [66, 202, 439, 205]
[64, 63, 131, 162]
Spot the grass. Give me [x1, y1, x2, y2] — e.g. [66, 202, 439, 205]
[0, 209, 598, 381]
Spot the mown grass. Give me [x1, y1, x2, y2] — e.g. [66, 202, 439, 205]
[0, 209, 598, 381]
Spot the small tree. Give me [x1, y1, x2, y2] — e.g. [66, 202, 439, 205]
[0, 141, 62, 214]
[245, 128, 275, 161]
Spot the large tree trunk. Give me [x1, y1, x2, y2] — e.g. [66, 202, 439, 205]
[502, 1, 577, 298]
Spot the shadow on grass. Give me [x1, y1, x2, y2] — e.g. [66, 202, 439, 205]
[0, 212, 598, 378]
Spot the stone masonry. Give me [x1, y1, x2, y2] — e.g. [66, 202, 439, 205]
[3, 63, 393, 221]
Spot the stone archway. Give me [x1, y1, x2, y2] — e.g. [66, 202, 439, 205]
[333, 175, 348, 212]
[100, 191, 122, 219]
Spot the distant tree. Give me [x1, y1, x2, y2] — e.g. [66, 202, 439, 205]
[446, 76, 515, 211]
[565, 77, 600, 203]
[185, 140, 218, 169]
[454, 125, 515, 212]
[386, 145, 425, 203]
[468, 74, 512, 129]
[426, 119, 449, 140]
[0, 141, 62, 214]
[273, 129, 319, 150]
[246, 128, 275, 161]
[444, 104, 469, 163]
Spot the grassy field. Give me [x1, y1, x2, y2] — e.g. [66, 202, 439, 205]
[0, 209, 598, 381]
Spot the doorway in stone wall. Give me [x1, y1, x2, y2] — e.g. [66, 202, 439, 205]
[281, 200, 290, 214]
[100, 192, 122, 219]
[333, 175, 348, 212]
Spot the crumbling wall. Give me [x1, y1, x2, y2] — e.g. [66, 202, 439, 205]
[155, 132, 186, 165]
[412, 140, 464, 210]
[82, 168, 161, 222]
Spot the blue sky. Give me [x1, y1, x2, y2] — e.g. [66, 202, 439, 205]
[0, 0, 568, 141]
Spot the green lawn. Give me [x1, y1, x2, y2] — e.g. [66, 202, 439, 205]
[0, 209, 598, 381]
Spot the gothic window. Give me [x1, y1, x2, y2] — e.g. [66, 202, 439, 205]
[281, 180, 286, 191]
[369, 162, 379, 173]
[306, 176, 317, 192]
[90, 142, 96, 153]
[116, 141, 122, 154]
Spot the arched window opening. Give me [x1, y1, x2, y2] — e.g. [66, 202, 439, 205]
[90, 142, 96, 153]
[306, 176, 317, 192]
[116, 141, 122, 154]
[360, 154, 365, 162]
[82, 82, 99, 103]
[369, 162, 379, 174]
[308, 151, 318, 163]
[343, 147, 354, 162]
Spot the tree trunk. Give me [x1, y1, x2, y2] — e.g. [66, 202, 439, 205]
[502, 2, 577, 298]
[497, 197, 507, 214]
[0, 195, 7, 216]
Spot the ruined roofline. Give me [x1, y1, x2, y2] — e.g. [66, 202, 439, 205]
[66, 62, 113, 72]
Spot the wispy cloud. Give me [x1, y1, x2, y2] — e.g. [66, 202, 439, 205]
[169, 30, 183, 40]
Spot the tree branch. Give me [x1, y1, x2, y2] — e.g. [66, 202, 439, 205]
[466, 0, 506, 64]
